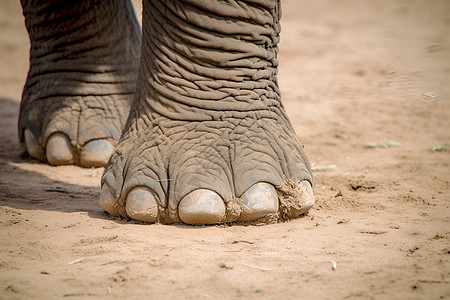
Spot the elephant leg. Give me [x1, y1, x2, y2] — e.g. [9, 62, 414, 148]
[100, 0, 315, 224]
[19, 0, 140, 167]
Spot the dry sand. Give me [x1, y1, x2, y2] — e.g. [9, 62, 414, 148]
[0, 1, 449, 299]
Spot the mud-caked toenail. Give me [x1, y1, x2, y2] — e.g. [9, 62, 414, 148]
[46, 133, 73, 165]
[24, 129, 45, 160]
[80, 139, 114, 168]
[178, 190, 226, 225]
[240, 182, 278, 221]
[125, 187, 159, 223]
[292, 180, 315, 217]
[300, 180, 315, 206]
[99, 185, 120, 216]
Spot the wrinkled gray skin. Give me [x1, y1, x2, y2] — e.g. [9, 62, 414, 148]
[20, 0, 315, 224]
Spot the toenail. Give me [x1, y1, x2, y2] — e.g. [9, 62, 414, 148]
[300, 180, 314, 206]
[178, 189, 226, 225]
[240, 182, 278, 221]
[292, 180, 315, 217]
[99, 185, 120, 216]
[46, 133, 73, 165]
[125, 187, 159, 223]
[80, 139, 114, 168]
[24, 129, 45, 160]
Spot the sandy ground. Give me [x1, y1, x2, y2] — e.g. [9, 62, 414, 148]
[1, 1, 449, 299]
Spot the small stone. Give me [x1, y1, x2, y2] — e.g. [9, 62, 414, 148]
[219, 263, 233, 269]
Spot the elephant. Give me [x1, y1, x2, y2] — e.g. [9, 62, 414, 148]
[19, 0, 315, 224]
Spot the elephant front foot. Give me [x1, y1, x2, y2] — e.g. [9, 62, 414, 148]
[100, 115, 315, 225]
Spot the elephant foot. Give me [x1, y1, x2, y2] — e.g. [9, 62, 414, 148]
[20, 94, 133, 167]
[101, 115, 315, 225]
[99, 0, 314, 224]
[19, 0, 140, 167]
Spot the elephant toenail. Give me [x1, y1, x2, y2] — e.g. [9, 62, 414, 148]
[99, 185, 120, 216]
[24, 129, 45, 160]
[80, 139, 114, 168]
[125, 187, 159, 223]
[240, 182, 279, 221]
[292, 180, 315, 218]
[300, 180, 315, 206]
[178, 190, 226, 225]
[46, 133, 74, 165]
